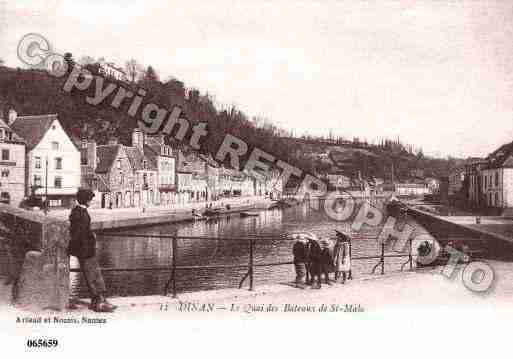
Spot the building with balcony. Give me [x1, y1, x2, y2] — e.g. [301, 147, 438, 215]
[125, 145, 157, 208]
[141, 131, 176, 206]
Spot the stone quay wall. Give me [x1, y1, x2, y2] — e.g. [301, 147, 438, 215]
[0, 204, 69, 310]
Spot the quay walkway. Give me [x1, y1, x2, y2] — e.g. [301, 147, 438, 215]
[2, 260, 511, 314]
[35, 196, 277, 230]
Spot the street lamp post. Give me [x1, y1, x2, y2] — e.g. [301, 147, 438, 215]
[44, 155, 49, 215]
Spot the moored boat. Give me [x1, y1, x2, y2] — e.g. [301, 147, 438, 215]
[203, 207, 222, 217]
[240, 211, 260, 217]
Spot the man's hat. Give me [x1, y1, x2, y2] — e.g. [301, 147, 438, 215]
[76, 188, 95, 205]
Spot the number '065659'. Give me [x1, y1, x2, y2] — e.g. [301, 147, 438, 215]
[26, 339, 58, 348]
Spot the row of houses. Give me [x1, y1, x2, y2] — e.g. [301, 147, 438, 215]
[441, 141, 513, 211]
[323, 171, 439, 197]
[463, 144, 513, 210]
[0, 110, 283, 209]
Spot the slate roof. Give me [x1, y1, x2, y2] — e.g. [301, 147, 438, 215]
[10, 114, 57, 150]
[126, 146, 157, 171]
[143, 147, 159, 169]
[198, 153, 219, 167]
[10, 114, 80, 151]
[485, 141, 513, 169]
[95, 145, 121, 173]
[0, 118, 27, 144]
[96, 173, 111, 192]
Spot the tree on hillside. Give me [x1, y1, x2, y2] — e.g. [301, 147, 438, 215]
[0, 58, 4, 66]
[125, 58, 143, 83]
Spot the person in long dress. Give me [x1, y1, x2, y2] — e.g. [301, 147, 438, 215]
[333, 235, 351, 284]
[320, 238, 334, 285]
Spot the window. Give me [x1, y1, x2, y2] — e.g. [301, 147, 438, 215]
[0, 192, 10, 204]
[143, 173, 148, 189]
[55, 157, 62, 170]
[1, 169, 8, 178]
[495, 193, 499, 207]
[119, 172, 124, 185]
[495, 172, 499, 187]
[1, 149, 9, 161]
[34, 175, 42, 187]
[81, 151, 88, 165]
[35, 156, 41, 169]
[49, 199, 61, 207]
[117, 159, 122, 169]
[54, 176, 62, 188]
[51, 142, 59, 150]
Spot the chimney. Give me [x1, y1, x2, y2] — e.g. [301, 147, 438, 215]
[132, 127, 144, 151]
[7, 109, 17, 126]
[87, 141, 97, 171]
[108, 137, 118, 145]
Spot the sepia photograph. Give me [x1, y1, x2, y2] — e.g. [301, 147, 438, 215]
[0, 0, 512, 357]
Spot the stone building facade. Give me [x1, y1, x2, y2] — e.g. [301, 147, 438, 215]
[0, 115, 26, 206]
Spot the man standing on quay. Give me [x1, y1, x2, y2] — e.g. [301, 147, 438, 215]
[69, 189, 116, 312]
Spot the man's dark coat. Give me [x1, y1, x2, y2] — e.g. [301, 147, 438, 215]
[69, 206, 96, 259]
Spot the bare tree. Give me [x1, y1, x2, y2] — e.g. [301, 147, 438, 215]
[125, 58, 143, 83]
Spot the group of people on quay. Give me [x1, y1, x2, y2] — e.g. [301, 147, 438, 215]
[291, 231, 351, 289]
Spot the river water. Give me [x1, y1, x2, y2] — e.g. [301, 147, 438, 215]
[70, 199, 420, 298]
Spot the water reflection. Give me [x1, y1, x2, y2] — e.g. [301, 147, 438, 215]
[70, 199, 416, 298]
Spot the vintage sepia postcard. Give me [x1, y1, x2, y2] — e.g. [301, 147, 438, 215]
[0, 0, 511, 357]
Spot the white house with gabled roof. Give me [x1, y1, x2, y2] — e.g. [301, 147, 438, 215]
[10, 112, 81, 207]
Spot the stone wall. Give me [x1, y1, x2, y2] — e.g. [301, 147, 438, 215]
[0, 204, 69, 310]
[407, 206, 513, 259]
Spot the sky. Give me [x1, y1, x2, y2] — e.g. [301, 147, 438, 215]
[1, 0, 513, 158]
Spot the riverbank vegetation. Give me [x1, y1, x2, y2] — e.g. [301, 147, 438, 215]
[0, 60, 462, 182]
